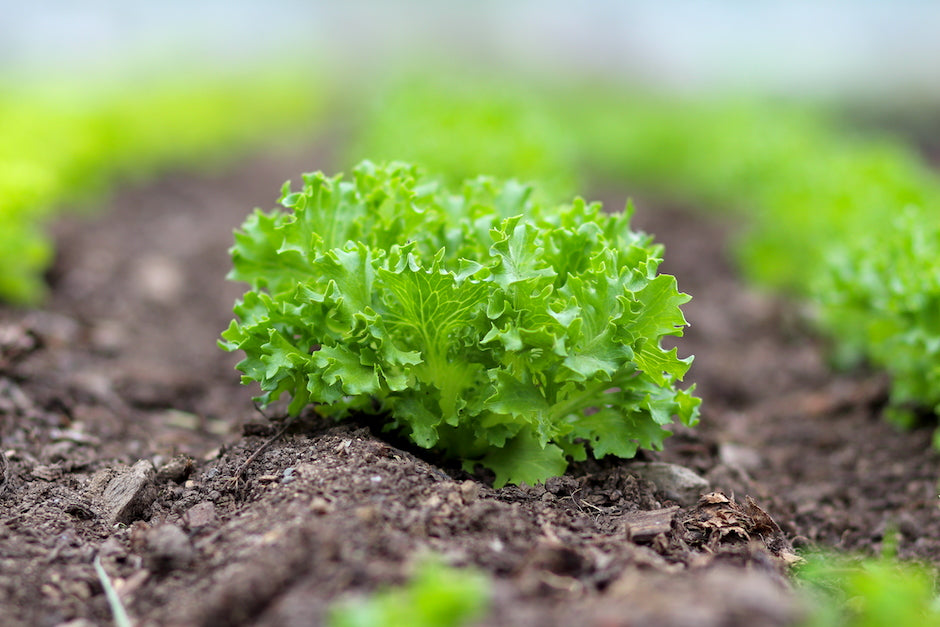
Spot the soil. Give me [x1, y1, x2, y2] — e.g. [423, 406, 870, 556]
[2, 146, 939, 627]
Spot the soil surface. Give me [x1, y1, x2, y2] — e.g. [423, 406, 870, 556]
[2, 148, 939, 627]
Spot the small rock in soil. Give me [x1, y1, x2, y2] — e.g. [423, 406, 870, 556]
[89, 319, 127, 355]
[627, 462, 710, 506]
[183, 502, 217, 530]
[459, 479, 481, 503]
[718, 442, 763, 472]
[156, 454, 196, 484]
[98, 460, 158, 524]
[308, 497, 332, 515]
[134, 254, 185, 304]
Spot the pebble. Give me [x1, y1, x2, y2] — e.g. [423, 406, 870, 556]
[627, 462, 710, 507]
[183, 502, 217, 530]
[156, 454, 196, 484]
[718, 443, 763, 472]
[309, 497, 332, 515]
[135, 254, 185, 304]
[281, 467, 296, 483]
[459, 480, 480, 503]
[89, 320, 126, 354]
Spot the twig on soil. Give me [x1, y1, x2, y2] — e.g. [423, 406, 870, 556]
[228, 413, 297, 486]
[0, 447, 8, 498]
[0, 507, 31, 526]
[622, 507, 680, 542]
[94, 554, 134, 627]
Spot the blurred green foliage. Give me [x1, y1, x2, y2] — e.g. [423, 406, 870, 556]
[0, 72, 322, 304]
[5, 64, 939, 425]
[346, 72, 581, 203]
[797, 546, 940, 627]
[326, 559, 490, 627]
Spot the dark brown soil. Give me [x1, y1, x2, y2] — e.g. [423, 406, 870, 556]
[1, 148, 938, 626]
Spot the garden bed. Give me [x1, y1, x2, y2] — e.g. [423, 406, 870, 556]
[1, 148, 938, 626]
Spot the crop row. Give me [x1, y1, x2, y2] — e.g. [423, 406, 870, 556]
[349, 73, 940, 424]
[4, 69, 938, 424]
[0, 72, 322, 304]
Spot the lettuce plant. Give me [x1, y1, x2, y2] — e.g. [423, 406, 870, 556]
[221, 161, 699, 486]
[819, 209, 940, 423]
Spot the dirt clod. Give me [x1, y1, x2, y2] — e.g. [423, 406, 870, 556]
[141, 524, 195, 573]
[0, 323, 39, 370]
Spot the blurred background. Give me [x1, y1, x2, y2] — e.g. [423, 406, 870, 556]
[2, 0, 939, 321]
[3, 0, 940, 101]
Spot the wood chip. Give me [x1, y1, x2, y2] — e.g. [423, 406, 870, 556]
[101, 460, 158, 525]
[622, 506, 680, 541]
